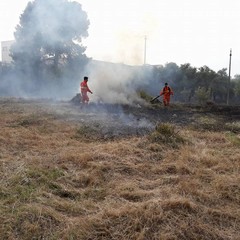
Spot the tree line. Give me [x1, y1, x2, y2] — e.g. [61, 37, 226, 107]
[1, 59, 240, 104]
[144, 62, 240, 105]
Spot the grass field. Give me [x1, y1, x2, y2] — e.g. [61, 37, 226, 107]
[0, 98, 239, 240]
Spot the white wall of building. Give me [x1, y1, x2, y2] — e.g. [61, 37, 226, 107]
[1, 40, 14, 64]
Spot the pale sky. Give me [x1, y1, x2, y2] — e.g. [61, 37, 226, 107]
[0, 0, 240, 76]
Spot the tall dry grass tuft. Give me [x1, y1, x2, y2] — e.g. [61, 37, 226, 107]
[148, 123, 185, 148]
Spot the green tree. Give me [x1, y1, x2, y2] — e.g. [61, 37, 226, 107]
[211, 68, 228, 103]
[196, 66, 217, 90]
[179, 63, 198, 102]
[233, 75, 240, 97]
[195, 87, 211, 105]
[11, 0, 89, 82]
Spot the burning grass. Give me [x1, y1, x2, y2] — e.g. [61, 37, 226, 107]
[0, 98, 240, 240]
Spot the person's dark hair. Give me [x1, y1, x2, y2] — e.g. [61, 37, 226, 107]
[165, 82, 168, 86]
[84, 76, 88, 81]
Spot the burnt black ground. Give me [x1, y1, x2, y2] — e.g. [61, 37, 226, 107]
[68, 101, 240, 137]
[1, 98, 239, 139]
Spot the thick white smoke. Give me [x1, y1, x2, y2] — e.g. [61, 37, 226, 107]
[1, 0, 158, 104]
[82, 60, 152, 105]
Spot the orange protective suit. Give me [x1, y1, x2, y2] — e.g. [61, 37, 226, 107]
[160, 85, 174, 106]
[80, 80, 92, 104]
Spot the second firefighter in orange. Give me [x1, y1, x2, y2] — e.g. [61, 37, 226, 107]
[160, 82, 174, 106]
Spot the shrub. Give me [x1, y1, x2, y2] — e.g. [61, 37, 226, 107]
[148, 123, 185, 147]
[195, 87, 210, 105]
[137, 90, 153, 102]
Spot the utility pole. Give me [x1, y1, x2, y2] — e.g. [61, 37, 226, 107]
[227, 48, 232, 105]
[144, 35, 147, 65]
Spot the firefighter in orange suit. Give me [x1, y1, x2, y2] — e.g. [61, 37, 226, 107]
[160, 82, 174, 106]
[80, 76, 93, 104]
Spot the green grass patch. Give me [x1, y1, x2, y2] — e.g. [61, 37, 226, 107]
[1, 167, 65, 205]
[226, 132, 240, 146]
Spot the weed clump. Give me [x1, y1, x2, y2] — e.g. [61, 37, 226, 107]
[148, 123, 185, 147]
[137, 90, 153, 102]
[75, 125, 102, 142]
[224, 132, 240, 146]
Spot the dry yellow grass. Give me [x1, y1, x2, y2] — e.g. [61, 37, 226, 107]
[0, 98, 239, 240]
